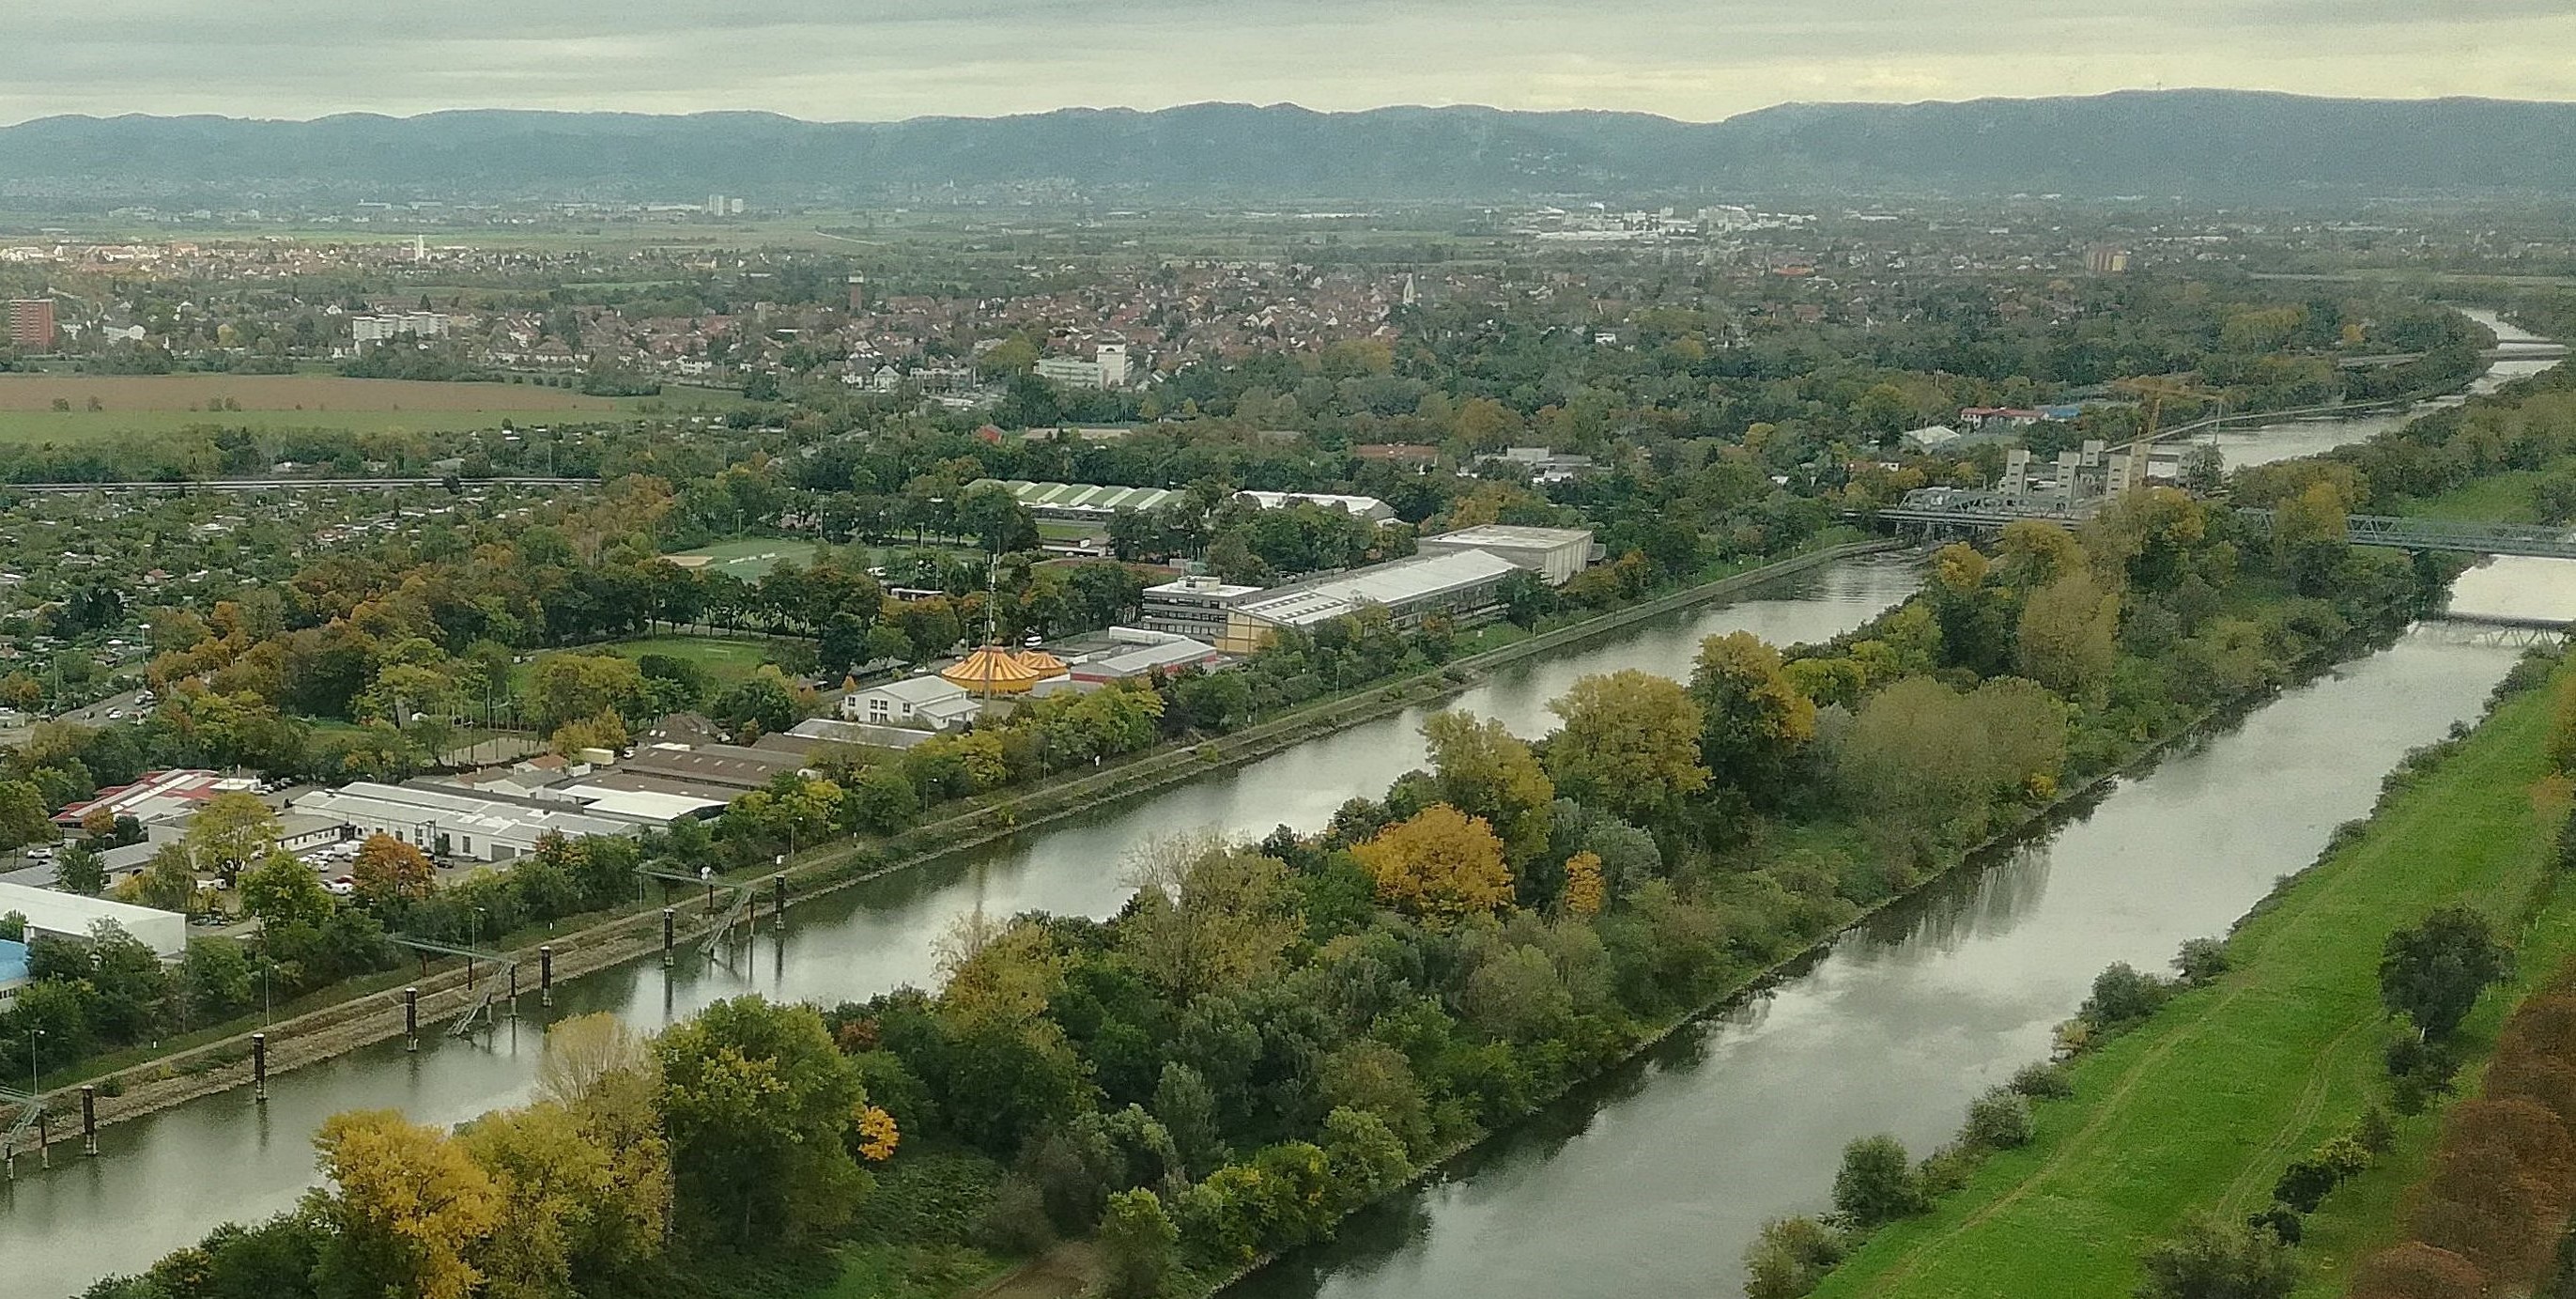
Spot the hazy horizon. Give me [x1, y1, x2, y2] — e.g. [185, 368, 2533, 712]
[7, 0, 2571, 128]
[8, 85, 2576, 132]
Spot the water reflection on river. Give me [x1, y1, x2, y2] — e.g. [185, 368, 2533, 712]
[2189, 310, 2556, 472]
[1233, 629, 2520, 1299]
[0, 558, 1921, 1299]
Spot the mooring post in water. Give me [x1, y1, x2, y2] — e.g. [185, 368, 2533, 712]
[81, 1085, 96, 1156]
[253, 1032, 268, 1104]
[506, 964, 519, 1019]
[539, 945, 553, 1007]
[774, 874, 788, 931]
[661, 908, 675, 967]
[404, 987, 420, 1052]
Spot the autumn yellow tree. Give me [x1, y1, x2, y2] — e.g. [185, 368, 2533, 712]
[1351, 804, 1514, 921]
[855, 1106, 901, 1162]
[2014, 571, 2121, 699]
[308, 1109, 503, 1299]
[1118, 835, 1303, 1001]
[458, 1103, 628, 1298]
[1560, 851, 1605, 917]
[186, 790, 281, 883]
[1688, 632, 1817, 806]
[934, 914, 1065, 1026]
[1544, 670, 1710, 827]
[351, 832, 437, 904]
[1422, 711, 1554, 865]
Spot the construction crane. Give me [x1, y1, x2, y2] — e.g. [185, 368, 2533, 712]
[2107, 375, 2216, 495]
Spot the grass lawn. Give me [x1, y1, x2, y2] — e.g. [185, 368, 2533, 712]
[1812, 664, 2576, 1299]
[2398, 468, 2553, 523]
[507, 635, 784, 694]
[595, 635, 779, 679]
[664, 536, 825, 580]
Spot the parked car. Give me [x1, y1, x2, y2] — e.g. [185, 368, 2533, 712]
[325, 877, 356, 896]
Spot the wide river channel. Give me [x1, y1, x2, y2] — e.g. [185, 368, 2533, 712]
[0, 328, 2566, 1299]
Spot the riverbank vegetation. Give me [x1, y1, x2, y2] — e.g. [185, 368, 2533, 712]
[1790, 642, 2576, 1299]
[66, 481, 2453, 1299]
[1740, 314, 2576, 1299]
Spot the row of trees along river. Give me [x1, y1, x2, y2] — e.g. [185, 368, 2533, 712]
[3, 324, 2567, 1299]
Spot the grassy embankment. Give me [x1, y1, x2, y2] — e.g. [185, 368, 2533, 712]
[1812, 659, 2576, 1299]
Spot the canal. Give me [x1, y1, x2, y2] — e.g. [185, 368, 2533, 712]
[0, 552, 1923, 1298]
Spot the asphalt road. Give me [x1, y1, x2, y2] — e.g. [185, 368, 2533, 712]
[57, 686, 150, 724]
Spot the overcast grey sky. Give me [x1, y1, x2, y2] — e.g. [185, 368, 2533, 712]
[6, 0, 2571, 125]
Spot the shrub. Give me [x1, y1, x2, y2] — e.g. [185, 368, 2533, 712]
[2245, 1204, 2304, 1245]
[1098, 1188, 1179, 1299]
[972, 1174, 1055, 1256]
[2136, 1214, 2300, 1299]
[2081, 962, 2170, 1029]
[2008, 1061, 2074, 1100]
[1743, 1215, 1845, 1299]
[1830, 1135, 1924, 1229]
[2173, 936, 2231, 984]
[2347, 1241, 2485, 1299]
[1963, 1088, 2034, 1152]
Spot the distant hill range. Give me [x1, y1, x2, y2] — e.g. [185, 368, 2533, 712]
[2, 90, 2570, 206]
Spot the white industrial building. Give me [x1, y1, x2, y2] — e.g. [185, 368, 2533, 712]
[289, 781, 640, 863]
[1414, 524, 1597, 586]
[1231, 490, 1396, 522]
[1214, 549, 1523, 653]
[0, 881, 188, 959]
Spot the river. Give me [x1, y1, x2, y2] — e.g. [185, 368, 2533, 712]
[1232, 630, 2521, 1299]
[2182, 308, 2556, 471]
[0, 554, 1923, 1298]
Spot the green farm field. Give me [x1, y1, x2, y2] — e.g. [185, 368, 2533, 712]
[0, 374, 740, 441]
[1812, 666, 2576, 1299]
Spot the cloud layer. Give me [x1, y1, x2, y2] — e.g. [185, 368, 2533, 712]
[6, 0, 2570, 124]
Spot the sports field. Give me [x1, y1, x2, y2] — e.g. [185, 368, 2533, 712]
[510, 636, 782, 695]
[1812, 667, 2576, 1299]
[0, 374, 739, 441]
[663, 537, 825, 580]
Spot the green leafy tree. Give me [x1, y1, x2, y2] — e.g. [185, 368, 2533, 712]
[1543, 670, 1709, 827]
[1421, 712, 1555, 866]
[1688, 631, 1817, 807]
[2379, 907, 2512, 1041]
[656, 995, 870, 1246]
[850, 764, 920, 832]
[241, 851, 334, 930]
[180, 937, 255, 1023]
[54, 843, 106, 897]
[185, 792, 283, 883]
[1830, 1134, 1923, 1228]
[2136, 1214, 2300, 1299]
[1098, 1188, 1180, 1299]
[1744, 1216, 1845, 1299]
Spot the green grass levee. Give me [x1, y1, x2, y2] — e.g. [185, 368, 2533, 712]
[1812, 662, 2576, 1299]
